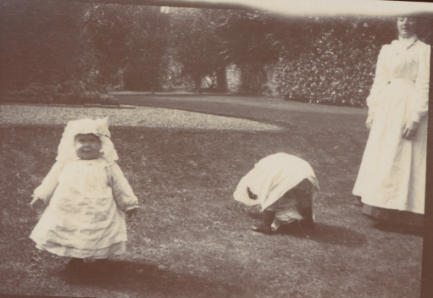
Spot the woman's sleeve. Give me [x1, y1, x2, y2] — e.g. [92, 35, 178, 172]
[411, 44, 431, 123]
[32, 161, 64, 203]
[366, 45, 389, 116]
[109, 163, 139, 212]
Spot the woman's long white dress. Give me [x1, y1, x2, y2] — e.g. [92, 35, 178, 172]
[353, 37, 430, 217]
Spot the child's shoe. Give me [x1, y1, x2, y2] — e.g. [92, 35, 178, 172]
[251, 224, 272, 234]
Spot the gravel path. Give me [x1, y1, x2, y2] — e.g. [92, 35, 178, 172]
[0, 104, 281, 131]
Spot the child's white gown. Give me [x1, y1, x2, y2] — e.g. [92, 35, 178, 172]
[30, 158, 138, 259]
[233, 153, 319, 228]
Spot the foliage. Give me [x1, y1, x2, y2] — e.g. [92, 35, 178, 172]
[270, 16, 433, 106]
[168, 8, 295, 92]
[83, 4, 169, 91]
[2, 81, 119, 105]
[1, 1, 432, 106]
[0, 0, 119, 104]
[0, 0, 88, 91]
[214, 10, 294, 93]
[275, 17, 396, 106]
[168, 8, 226, 90]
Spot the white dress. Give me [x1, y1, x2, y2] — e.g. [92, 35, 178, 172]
[30, 158, 139, 259]
[353, 37, 430, 215]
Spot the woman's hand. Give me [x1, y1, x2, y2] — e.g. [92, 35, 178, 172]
[402, 121, 419, 139]
[126, 208, 137, 217]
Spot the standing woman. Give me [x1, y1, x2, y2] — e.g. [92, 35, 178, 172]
[353, 16, 430, 226]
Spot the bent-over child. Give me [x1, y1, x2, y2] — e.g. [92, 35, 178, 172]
[29, 117, 139, 268]
[233, 152, 319, 234]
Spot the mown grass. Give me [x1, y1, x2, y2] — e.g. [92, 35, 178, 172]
[0, 100, 423, 298]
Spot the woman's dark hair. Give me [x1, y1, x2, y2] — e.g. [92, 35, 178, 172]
[395, 14, 433, 44]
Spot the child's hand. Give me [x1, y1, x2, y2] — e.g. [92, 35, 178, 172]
[126, 208, 137, 217]
[30, 197, 45, 209]
[402, 121, 419, 139]
[247, 187, 258, 200]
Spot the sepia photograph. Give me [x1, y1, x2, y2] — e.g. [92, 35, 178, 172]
[1, 0, 433, 297]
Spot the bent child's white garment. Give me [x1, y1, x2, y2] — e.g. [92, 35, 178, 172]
[353, 38, 430, 214]
[30, 158, 139, 259]
[233, 153, 319, 223]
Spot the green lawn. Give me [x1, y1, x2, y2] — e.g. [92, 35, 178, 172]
[0, 98, 422, 298]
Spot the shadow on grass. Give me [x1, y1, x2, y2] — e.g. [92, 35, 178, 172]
[372, 222, 423, 237]
[276, 222, 368, 248]
[245, 210, 262, 220]
[246, 210, 367, 248]
[58, 260, 245, 298]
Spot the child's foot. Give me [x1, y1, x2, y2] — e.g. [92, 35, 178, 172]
[354, 196, 363, 207]
[251, 224, 272, 234]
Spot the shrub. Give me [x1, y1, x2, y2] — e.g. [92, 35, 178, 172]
[1, 80, 119, 106]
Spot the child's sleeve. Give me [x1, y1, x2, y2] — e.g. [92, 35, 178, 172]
[109, 163, 139, 212]
[32, 161, 64, 203]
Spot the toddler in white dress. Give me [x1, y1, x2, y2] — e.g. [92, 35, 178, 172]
[29, 118, 139, 268]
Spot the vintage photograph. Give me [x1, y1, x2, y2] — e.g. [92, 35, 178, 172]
[1, 0, 432, 297]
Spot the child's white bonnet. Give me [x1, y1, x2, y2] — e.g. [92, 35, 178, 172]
[56, 117, 119, 163]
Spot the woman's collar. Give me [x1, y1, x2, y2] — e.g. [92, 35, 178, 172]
[396, 35, 418, 49]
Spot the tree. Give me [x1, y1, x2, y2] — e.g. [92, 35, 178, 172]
[210, 10, 331, 94]
[169, 8, 226, 90]
[0, 0, 88, 91]
[83, 4, 169, 91]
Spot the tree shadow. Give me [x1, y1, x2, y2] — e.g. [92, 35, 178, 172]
[58, 259, 245, 298]
[277, 222, 368, 248]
